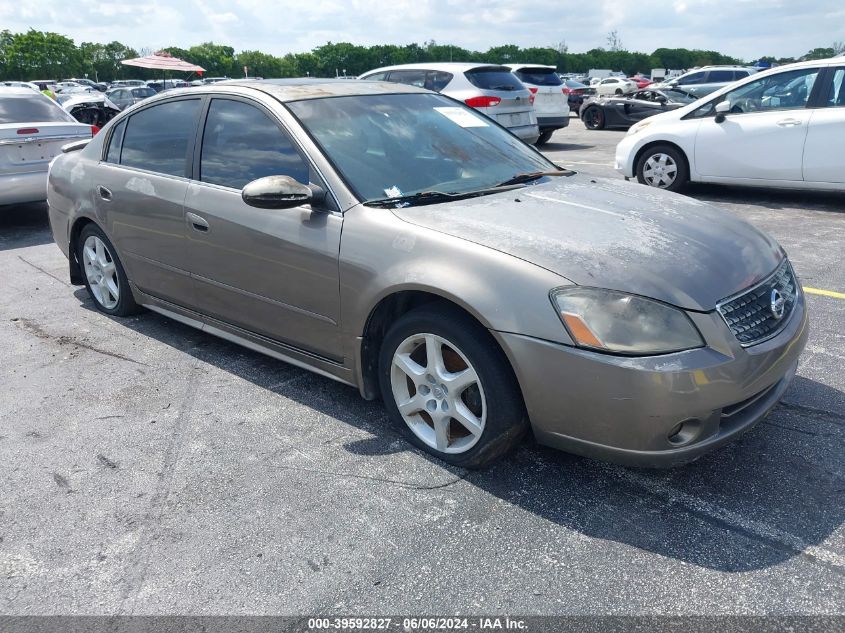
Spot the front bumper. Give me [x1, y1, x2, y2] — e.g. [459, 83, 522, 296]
[494, 292, 808, 467]
[0, 170, 48, 206]
[614, 133, 639, 178]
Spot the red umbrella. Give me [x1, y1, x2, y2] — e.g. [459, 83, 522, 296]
[120, 50, 205, 73]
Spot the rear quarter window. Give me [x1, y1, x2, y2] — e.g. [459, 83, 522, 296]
[465, 67, 525, 91]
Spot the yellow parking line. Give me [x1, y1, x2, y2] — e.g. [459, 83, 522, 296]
[804, 287, 845, 300]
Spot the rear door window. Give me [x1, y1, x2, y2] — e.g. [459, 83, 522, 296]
[0, 94, 75, 124]
[120, 98, 201, 177]
[199, 98, 309, 190]
[678, 71, 705, 85]
[385, 70, 427, 87]
[465, 67, 524, 91]
[708, 70, 735, 82]
[426, 71, 453, 92]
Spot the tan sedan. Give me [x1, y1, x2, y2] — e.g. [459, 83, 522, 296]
[47, 80, 807, 468]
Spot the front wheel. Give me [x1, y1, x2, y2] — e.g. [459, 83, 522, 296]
[378, 304, 528, 468]
[77, 223, 142, 316]
[635, 145, 689, 193]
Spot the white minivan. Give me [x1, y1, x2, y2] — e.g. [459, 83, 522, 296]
[615, 58, 845, 192]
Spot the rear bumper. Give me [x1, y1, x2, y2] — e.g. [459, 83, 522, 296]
[537, 115, 570, 131]
[509, 124, 540, 145]
[494, 292, 808, 467]
[0, 169, 48, 206]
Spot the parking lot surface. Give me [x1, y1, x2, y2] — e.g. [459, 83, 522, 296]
[1, 119, 843, 616]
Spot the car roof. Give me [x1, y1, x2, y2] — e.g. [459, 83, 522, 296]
[210, 78, 429, 101]
[0, 86, 42, 96]
[361, 62, 509, 75]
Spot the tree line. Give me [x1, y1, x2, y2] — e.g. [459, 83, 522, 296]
[1, 28, 842, 83]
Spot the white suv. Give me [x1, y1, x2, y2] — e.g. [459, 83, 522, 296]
[615, 58, 845, 192]
[359, 63, 539, 144]
[506, 64, 570, 145]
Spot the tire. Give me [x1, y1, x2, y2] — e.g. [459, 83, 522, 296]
[76, 223, 142, 317]
[378, 303, 528, 469]
[635, 144, 689, 193]
[582, 105, 605, 130]
[535, 130, 554, 146]
[614, 88, 623, 95]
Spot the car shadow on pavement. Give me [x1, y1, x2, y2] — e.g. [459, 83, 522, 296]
[75, 291, 845, 574]
[684, 184, 845, 213]
[0, 202, 54, 251]
[542, 142, 595, 151]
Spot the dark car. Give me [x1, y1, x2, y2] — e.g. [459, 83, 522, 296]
[561, 79, 595, 114]
[106, 86, 157, 110]
[580, 88, 696, 130]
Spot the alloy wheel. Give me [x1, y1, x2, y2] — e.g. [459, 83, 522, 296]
[390, 333, 486, 454]
[642, 153, 678, 189]
[82, 235, 120, 309]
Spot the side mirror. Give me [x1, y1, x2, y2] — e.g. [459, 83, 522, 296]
[714, 100, 730, 123]
[241, 175, 326, 209]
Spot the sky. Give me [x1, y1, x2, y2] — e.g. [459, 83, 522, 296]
[1, 0, 842, 61]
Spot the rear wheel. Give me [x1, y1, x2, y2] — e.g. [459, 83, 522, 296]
[635, 144, 689, 193]
[582, 106, 605, 130]
[535, 130, 554, 146]
[77, 224, 141, 316]
[378, 304, 528, 468]
[614, 88, 623, 95]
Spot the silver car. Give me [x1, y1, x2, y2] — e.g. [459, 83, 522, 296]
[359, 63, 540, 144]
[0, 87, 93, 205]
[47, 80, 807, 468]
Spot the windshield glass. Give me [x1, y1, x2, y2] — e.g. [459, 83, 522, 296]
[0, 94, 75, 123]
[287, 93, 556, 203]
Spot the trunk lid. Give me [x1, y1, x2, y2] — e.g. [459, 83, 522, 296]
[0, 122, 92, 174]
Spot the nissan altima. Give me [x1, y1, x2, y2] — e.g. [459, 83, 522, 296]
[47, 80, 808, 468]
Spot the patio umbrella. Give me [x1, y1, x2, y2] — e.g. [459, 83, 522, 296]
[120, 51, 205, 85]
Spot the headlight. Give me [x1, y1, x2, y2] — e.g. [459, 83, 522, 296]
[551, 287, 704, 355]
[627, 120, 652, 136]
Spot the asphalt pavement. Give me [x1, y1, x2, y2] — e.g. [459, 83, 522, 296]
[1, 119, 843, 617]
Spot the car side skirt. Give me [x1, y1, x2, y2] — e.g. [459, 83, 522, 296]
[133, 285, 357, 388]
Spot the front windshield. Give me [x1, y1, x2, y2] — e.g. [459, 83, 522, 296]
[287, 93, 556, 203]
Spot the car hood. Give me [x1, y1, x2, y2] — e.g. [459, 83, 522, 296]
[391, 175, 783, 311]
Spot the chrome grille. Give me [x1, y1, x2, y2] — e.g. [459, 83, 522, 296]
[717, 260, 798, 346]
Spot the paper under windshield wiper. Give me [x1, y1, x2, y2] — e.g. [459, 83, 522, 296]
[495, 170, 573, 187]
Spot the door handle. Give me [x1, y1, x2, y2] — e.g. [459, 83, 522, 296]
[96, 185, 112, 201]
[186, 212, 209, 232]
[776, 118, 802, 127]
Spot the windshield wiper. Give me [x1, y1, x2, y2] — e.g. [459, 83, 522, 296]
[365, 190, 474, 208]
[495, 170, 573, 187]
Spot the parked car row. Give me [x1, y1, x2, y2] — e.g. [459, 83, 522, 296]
[358, 62, 572, 145]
